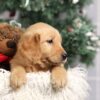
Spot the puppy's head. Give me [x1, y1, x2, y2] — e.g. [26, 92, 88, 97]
[19, 22, 67, 68]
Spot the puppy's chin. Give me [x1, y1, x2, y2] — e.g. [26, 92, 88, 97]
[45, 57, 67, 66]
[62, 59, 67, 64]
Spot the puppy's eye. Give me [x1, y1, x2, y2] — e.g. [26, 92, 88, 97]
[47, 39, 53, 44]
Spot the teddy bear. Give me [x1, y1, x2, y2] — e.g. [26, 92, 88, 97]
[0, 23, 24, 70]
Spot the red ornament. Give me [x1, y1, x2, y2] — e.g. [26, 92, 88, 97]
[67, 26, 74, 32]
[9, 11, 16, 17]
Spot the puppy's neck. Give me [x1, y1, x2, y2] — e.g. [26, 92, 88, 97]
[30, 59, 51, 72]
[25, 62, 50, 72]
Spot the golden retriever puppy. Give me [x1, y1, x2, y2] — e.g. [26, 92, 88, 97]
[10, 22, 67, 90]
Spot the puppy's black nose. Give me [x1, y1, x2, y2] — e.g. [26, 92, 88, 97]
[7, 40, 16, 48]
[62, 53, 67, 60]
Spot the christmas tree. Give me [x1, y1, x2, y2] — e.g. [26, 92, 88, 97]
[0, 0, 100, 67]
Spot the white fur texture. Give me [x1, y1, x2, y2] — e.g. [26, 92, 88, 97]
[0, 67, 89, 100]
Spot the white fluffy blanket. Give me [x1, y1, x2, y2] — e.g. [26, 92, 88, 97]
[0, 67, 89, 100]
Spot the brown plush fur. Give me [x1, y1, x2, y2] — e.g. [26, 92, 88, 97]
[0, 23, 23, 56]
[10, 22, 67, 90]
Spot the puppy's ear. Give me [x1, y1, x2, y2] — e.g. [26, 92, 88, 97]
[33, 33, 40, 43]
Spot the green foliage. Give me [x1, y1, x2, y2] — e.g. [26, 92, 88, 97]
[62, 17, 96, 66]
[0, 0, 99, 67]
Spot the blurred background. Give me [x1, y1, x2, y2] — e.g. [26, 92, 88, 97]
[0, 0, 100, 100]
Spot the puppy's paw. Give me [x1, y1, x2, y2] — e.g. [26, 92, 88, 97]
[10, 72, 26, 90]
[51, 73, 67, 90]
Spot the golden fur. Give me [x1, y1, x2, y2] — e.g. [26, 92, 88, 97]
[10, 22, 67, 90]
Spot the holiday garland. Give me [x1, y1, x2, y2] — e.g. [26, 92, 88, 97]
[0, 0, 100, 67]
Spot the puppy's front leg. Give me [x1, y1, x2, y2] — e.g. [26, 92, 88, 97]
[51, 64, 67, 90]
[10, 66, 26, 90]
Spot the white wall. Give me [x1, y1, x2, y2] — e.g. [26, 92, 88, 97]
[86, 0, 100, 100]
